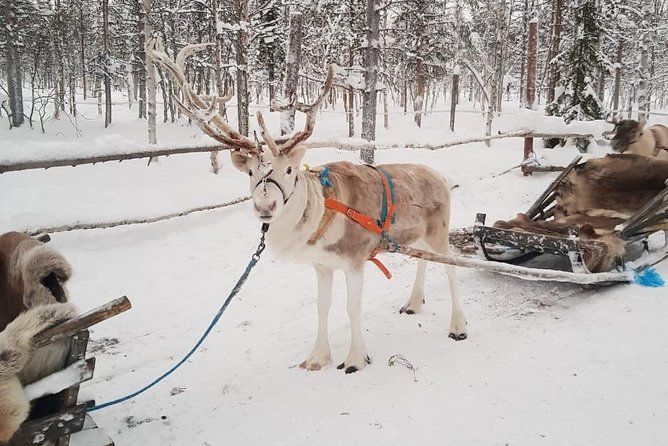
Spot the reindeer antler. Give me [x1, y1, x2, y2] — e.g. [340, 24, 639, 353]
[605, 112, 621, 126]
[146, 36, 259, 156]
[271, 64, 335, 154]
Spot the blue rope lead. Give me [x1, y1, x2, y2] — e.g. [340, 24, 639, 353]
[89, 224, 269, 412]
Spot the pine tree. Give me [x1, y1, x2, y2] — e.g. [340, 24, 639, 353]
[549, 0, 603, 126]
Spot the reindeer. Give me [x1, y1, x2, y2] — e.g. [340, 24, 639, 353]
[147, 37, 467, 374]
[0, 231, 76, 443]
[608, 115, 668, 160]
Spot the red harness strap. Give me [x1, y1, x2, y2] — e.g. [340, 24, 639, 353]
[322, 170, 396, 279]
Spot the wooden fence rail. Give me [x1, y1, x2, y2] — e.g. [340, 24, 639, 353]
[0, 131, 596, 174]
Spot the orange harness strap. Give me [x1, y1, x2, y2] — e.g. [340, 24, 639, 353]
[322, 169, 395, 279]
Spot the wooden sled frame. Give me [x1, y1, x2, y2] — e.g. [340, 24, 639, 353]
[7, 297, 131, 446]
[471, 156, 668, 284]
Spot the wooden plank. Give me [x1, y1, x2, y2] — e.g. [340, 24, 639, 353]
[473, 225, 581, 256]
[56, 331, 90, 446]
[7, 403, 89, 446]
[33, 297, 131, 348]
[24, 358, 95, 401]
[523, 165, 567, 173]
[525, 155, 582, 219]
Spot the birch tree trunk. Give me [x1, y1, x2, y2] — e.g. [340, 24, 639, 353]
[519, 0, 528, 106]
[212, 0, 225, 116]
[450, 0, 462, 131]
[96, 74, 102, 116]
[78, 5, 87, 101]
[347, 42, 355, 137]
[496, 0, 508, 114]
[638, 1, 652, 119]
[361, 0, 380, 163]
[4, 0, 24, 128]
[545, 0, 562, 113]
[144, 0, 157, 145]
[235, 0, 250, 136]
[281, 11, 303, 135]
[612, 42, 622, 117]
[52, 0, 65, 119]
[102, 0, 112, 128]
[485, 0, 505, 146]
[414, 58, 425, 127]
[137, 0, 147, 119]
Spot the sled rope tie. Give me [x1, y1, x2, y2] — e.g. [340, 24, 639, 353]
[89, 223, 270, 412]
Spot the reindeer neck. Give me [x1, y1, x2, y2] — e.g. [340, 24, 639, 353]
[265, 171, 325, 256]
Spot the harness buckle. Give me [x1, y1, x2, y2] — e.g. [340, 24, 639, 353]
[346, 208, 357, 219]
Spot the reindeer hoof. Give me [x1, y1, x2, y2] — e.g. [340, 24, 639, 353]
[299, 360, 322, 371]
[338, 356, 371, 373]
[399, 307, 415, 315]
[449, 332, 467, 341]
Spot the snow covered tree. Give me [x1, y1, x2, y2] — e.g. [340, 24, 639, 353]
[548, 0, 603, 130]
[3, 0, 24, 127]
[390, 0, 451, 128]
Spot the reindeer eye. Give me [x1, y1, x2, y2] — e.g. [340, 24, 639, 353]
[248, 170, 253, 177]
[286, 166, 292, 175]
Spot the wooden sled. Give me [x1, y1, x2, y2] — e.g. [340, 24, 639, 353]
[470, 155, 668, 285]
[7, 297, 131, 446]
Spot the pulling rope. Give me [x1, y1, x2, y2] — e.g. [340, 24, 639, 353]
[89, 223, 269, 412]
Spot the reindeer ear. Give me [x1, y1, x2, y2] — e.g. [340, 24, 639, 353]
[230, 150, 251, 172]
[639, 115, 647, 128]
[286, 144, 307, 163]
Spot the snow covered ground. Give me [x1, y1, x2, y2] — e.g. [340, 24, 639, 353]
[1, 97, 667, 445]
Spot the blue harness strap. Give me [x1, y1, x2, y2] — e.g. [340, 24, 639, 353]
[365, 165, 396, 228]
[376, 167, 396, 227]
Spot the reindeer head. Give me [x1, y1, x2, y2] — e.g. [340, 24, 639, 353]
[609, 115, 647, 153]
[146, 36, 333, 223]
[231, 65, 334, 222]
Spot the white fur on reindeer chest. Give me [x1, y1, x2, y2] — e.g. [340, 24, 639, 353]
[264, 170, 358, 269]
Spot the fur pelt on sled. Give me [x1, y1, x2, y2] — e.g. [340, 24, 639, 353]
[493, 154, 668, 273]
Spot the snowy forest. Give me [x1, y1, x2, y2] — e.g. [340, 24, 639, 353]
[0, 0, 663, 147]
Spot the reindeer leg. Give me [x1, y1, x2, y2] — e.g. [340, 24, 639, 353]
[299, 265, 333, 371]
[445, 260, 468, 341]
[427, 233, 468, 341]
[400, 259, 427, 314]
[338, 266, 370, 374]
